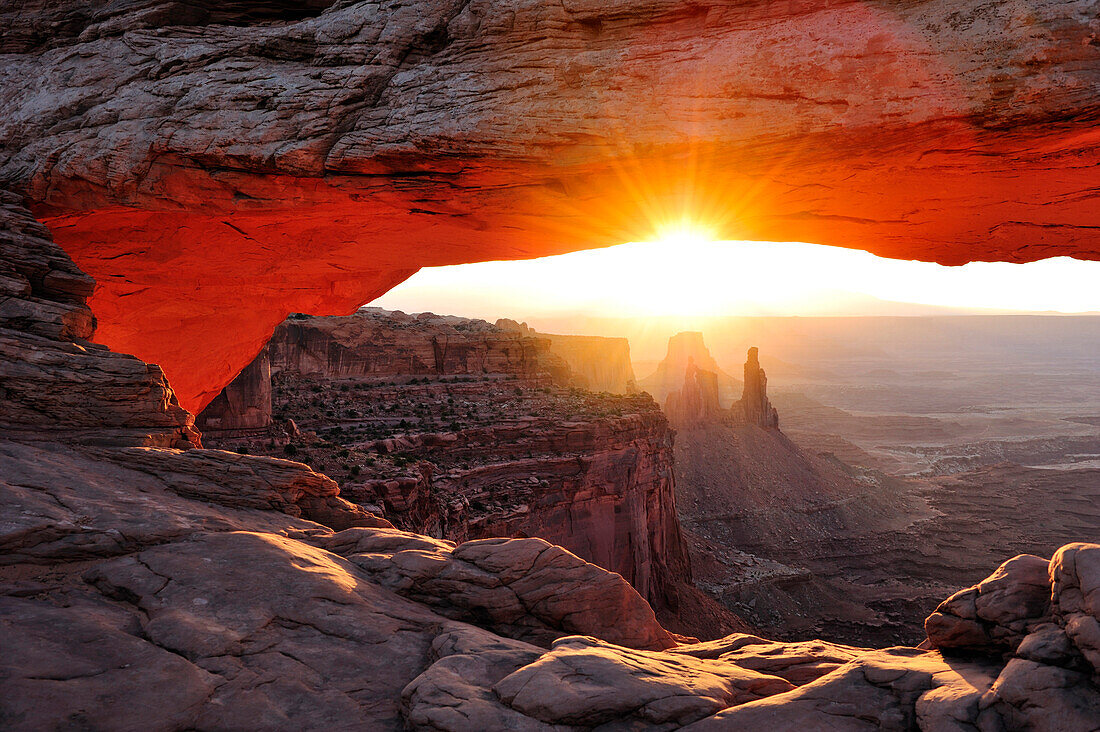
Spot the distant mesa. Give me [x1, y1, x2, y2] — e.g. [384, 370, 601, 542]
[664, 357, 723, 428]
[496, 318, 637, 394]
[651, 333, 778, 430]
[639, 332, 741, 407]
[199, 309, 637, 433]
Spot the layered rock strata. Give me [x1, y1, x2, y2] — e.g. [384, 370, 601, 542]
[198, 309, 573, 432]
[269, 309, 571, 384]
[0, 191, 198, 448]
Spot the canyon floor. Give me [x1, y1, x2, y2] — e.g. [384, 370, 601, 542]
[667, 328, 1100, 648]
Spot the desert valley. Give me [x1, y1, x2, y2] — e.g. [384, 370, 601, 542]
[3, 1, 1100, 730]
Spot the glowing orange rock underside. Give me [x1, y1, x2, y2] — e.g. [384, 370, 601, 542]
[44, 123, 1100, 415]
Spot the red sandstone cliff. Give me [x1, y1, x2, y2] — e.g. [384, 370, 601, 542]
[270, 309, 571, 382]
[195, 349, 272, 433]
[198, 310, 704, 625]
[199, 309, 572, 433]
[347, 400, 691, 608]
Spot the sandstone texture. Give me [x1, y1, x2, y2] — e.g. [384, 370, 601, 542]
[268, 309, 571, 386]
[0, 190, 198, 448]
[5, 0, 1096, 412]
[195, 347, 272, 433]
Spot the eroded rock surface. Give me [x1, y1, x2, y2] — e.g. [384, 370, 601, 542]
[925, 553, 1052, 652]
[730, 346, 780, 429]
[0, 191, 198, 448]
[199, 309, 702, 630]
[323, 528, 676, 651]
[494, 635, 795, 728]
[665, 358, 723, 428]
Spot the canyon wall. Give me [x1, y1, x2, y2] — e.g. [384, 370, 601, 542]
[198, 309, 695, 614]
[194, 349, 272, 433]
[1, 0, 1096, 411]
[540, 333, 636, 394]
[268, 309, 571, 382]
[200, 310, 639, 431]
[496, 318, 638, 394]
[347, 403, 691, 607]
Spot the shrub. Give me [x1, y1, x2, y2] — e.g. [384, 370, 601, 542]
[283, 443, 298, 456]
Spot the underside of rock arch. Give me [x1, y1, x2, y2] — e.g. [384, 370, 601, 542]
[2, 0, 1098, 410]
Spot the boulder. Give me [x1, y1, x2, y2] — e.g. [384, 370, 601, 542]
[977, 658, 1100, 732]
[494, 635, 794, 728]
[925, 553, 1051, 652]
[326, 528, 677, 651]
[684, 648, 1000, 732]
[1050, 542, 1100, 674]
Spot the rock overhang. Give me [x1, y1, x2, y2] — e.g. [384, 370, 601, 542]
[1, 0, 1097, 412]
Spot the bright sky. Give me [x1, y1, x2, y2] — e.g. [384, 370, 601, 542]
[372, 239, 1100, 320]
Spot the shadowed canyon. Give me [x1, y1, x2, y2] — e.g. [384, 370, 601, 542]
[3, 1, 1100, 730]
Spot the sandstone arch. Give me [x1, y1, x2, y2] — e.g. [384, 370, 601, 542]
[2, 0, 1097, 411]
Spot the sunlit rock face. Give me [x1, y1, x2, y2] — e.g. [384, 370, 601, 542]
[0, 191, 199, 448]
[2, 0, 1098, 411]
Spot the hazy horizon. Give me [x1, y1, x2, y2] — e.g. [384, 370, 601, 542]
[373, 240, 1100, 324]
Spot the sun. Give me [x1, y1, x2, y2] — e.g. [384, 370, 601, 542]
[652, 220, 716, 248]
